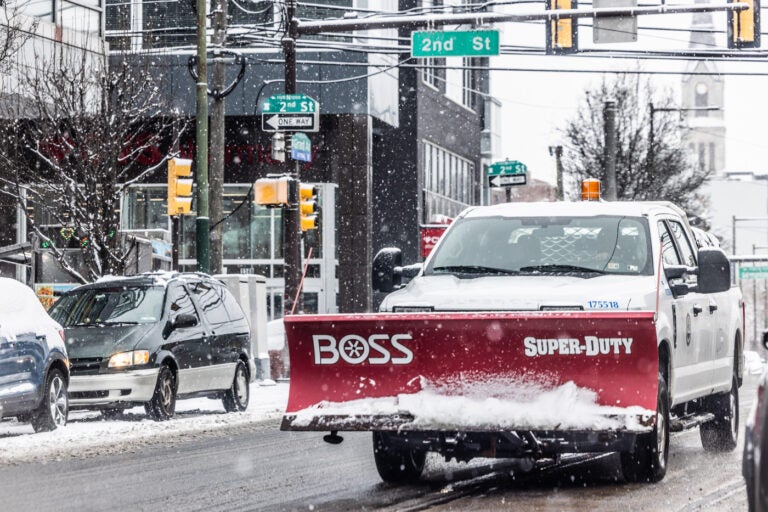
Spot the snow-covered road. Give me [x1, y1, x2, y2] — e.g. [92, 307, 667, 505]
[0, 381, 289, 465]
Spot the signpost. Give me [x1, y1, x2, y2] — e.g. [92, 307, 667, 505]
[487, 160, 528, 188]
[261, 94, 319, 133]
[411, 30, 500, 57]
[291, 132, 312, 162]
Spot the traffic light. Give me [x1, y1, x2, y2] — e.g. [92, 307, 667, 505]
[728, 0, 760, 49]
[254, 176, 293, 207]
[167, 157, 193, 216]
[299, 183, 318, 232]
[546, 0, 578, 55]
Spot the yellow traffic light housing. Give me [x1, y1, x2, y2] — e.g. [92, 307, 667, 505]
[546, 0, 578, 55]
[728, 0, 760, 49]
[254, 176, 292, 207]
[299, 183, 318, 232]
[167, 157, 193, 216]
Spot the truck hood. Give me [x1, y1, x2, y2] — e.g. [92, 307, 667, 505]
[65, 324, 155, 359]
[381, 274, 659, 312]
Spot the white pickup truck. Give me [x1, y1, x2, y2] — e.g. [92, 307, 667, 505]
[282, 200, 744, 484]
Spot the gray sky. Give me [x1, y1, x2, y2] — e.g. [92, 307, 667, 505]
[491, 9, 768, 185]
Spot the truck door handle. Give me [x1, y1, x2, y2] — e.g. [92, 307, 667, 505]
[692, 305, 703, 317]
[709, 304, 718, 314]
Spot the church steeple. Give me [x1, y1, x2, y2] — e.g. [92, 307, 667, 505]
[689, 0, 716, 49]
[681, 1, 726, 176]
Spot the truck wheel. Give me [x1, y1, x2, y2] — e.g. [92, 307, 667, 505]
[620, 373, 669, 483]
[372, 431, 426, 484]
[700, 375, 739, 452]
[145, 365, 176, 421]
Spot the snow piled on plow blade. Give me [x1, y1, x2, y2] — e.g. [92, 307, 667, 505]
[285, 376, 655, 433]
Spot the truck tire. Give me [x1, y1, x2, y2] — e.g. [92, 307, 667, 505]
[620, 373, 669, 483]
[700, 375, 739, 452]
[372, 431, 426, 484]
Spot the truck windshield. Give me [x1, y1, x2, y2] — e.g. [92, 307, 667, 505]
[49, 286, 165, 327]
[425, 215, 653, 277]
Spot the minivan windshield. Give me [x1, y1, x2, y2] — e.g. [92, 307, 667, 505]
[49, 286, 165, 327]
[425, 215, 653, 277]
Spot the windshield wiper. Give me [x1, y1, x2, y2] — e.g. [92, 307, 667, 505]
[519, 264, 605, 274]
[431, 265, 519, 276]
[68, 321, 140, 327]
[99, 321, 140, 325]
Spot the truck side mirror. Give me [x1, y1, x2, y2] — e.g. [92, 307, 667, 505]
[372, 248, 402, 293]
[664, 265, 690, 297]
[763, 330, 768, 351]
[696, 248, 731, 294]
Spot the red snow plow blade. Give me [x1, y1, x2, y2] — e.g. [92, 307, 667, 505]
[281, 312, 658, 433]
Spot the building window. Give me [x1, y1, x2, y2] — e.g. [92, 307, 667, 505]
[462, 58, 475, 110]
[709, 142, 716, 173]
[422, 140, 476, 221]
[422, 58, 442, 89]
[695, 82, 709, 117]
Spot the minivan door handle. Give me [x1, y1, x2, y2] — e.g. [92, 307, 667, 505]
[692, 305, 703, 317]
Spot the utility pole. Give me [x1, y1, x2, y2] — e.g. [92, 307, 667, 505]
[195, 0, 210, 273]
[209, 0, 228, 274]
[604, 100, 617, 201]
[549, 145, 564, 200]
[282, 0, 302, 315]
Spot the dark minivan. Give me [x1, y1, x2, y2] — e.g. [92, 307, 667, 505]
[49, 272, 255, 420]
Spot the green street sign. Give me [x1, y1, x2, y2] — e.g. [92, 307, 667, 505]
[291, 132, 312, 162]
[262, 94, 317, 114]
[739, 266, 768, 279]
[261, 94, 319, 133]
[411, 30, 499, 58]
[487, 160, 527, 176]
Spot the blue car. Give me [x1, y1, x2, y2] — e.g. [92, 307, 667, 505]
[0, 278, 69, 432]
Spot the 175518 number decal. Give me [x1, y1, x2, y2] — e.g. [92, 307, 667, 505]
[588, 300, 620, 309]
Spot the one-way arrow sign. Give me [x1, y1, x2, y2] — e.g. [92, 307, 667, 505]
[262, 113, 318, 132]
[489, 174, 527, 187]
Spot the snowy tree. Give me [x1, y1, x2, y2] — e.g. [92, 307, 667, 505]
[0, 47, 185, 283]
[561, 74, 711, 225]
[0, 1, 37, 71]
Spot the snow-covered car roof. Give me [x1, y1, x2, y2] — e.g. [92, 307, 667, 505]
[81, 272, 221, 291]
[0, 277, 59, 338]
[459, 200, 685, 220]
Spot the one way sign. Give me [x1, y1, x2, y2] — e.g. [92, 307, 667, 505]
[262, 113, 319, 132]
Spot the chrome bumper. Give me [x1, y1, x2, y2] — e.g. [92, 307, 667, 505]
[69, 368, 159, 407]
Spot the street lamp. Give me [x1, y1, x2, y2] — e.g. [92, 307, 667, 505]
[647, 103, 720, 176]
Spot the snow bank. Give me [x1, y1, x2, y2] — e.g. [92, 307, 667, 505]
[291, 377, 654, 432]
[0, 382, 288, 465]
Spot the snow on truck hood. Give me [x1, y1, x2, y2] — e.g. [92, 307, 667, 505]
[381, 274, 658, 311]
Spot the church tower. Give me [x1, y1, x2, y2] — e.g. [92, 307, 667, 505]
[681, 1, 726, 176]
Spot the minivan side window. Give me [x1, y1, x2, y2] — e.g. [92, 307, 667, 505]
[167, 284, 200, 324]
[220, 286, 246, 321]
[191, 282, 229, 325]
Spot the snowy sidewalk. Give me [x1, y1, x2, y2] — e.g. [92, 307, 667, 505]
[0, 381, 289, 465]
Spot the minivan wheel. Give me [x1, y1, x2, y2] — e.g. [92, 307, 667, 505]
[223, 361, 249, 412]
[31, 369, 68, 432]
[146, 365, 176, 421]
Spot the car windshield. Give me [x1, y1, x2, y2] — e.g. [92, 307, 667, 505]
[49, 286, 165, 327]
[425, 215, 653, 277]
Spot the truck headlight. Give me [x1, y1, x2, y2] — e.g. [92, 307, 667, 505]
[108, 350, 150, 368]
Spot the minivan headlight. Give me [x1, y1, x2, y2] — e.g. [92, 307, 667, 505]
[108, 350, 150, 368]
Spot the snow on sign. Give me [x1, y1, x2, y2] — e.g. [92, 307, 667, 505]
[261, 94, 319, 133]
